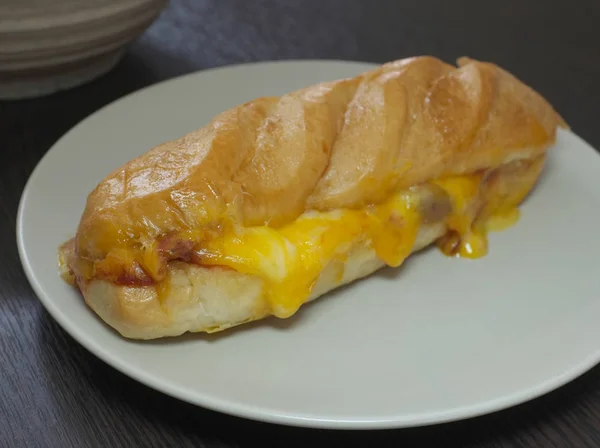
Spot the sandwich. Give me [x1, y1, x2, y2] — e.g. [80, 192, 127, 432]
[58, 56, 567, 340]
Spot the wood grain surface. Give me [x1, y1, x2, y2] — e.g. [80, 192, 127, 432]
[1, 1, 599, 446]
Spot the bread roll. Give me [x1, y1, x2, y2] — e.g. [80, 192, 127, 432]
[59, 56, 567, 339]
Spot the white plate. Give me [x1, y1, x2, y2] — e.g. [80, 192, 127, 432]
[17, 60, 600, 429]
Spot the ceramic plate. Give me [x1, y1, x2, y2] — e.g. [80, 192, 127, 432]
[17, 60, 600, 429]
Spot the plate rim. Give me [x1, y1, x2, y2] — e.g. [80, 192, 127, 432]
[16, 59, 600, 430]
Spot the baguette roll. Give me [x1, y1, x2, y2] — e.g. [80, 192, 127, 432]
[59, 56, 567, 339]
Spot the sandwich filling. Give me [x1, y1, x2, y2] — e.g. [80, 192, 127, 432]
[60, 154, 545, 319]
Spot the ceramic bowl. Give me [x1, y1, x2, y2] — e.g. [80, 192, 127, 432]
[0, 0, 168, 99]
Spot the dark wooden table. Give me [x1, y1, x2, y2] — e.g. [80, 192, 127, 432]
[2, 1, 600, 446]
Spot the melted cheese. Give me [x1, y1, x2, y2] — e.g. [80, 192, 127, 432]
[432, 175, 487, 258]
[192, 165, 534, 317]
[485, 208, 521, 231]
[431, 179, 523, 259]
[199, 191, 422, 318]
[432, 155, 541, 258]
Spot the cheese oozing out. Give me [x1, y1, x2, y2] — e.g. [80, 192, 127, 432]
[63, 156, 542, 320]
[178, 159, 537, 318]
[197, 189, 423, 318]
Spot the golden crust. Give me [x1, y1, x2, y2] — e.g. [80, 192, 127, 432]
[74, 56, 567, 264]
